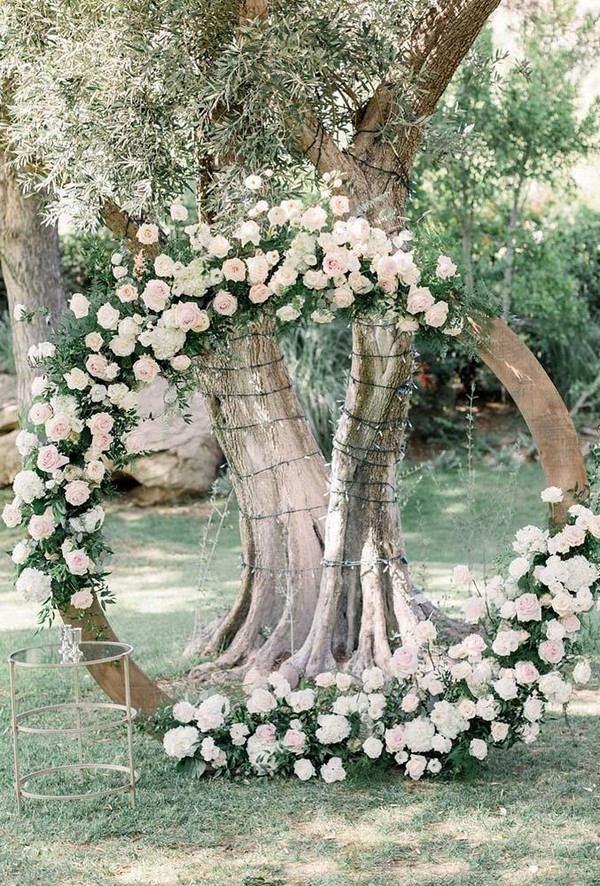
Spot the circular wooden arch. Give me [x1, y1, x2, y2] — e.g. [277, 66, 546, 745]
[62, 317, 588, 715]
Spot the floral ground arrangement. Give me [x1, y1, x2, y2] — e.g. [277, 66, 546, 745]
[163, 493, 599, 782]
[2, 179, 599, 785]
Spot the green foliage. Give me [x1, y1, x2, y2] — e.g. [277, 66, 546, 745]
[411, 1, 600, 410]
[1, 0, 423, 224]
[0, 310, 15, 373]
[281, 319, 351, 458]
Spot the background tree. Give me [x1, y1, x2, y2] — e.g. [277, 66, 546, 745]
[410, 0, 599, 408]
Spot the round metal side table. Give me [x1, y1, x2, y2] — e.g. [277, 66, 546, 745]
[8, 641, 138, 813]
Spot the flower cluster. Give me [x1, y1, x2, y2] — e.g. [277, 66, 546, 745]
[4, 181, 465, 622]
[162, 488, 599, 782]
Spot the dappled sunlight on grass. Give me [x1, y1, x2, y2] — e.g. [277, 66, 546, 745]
[0, 465, 598, 884]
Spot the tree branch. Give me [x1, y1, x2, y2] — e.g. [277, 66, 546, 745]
[352, 0, 501, 159]
[100, 200, 160, 258]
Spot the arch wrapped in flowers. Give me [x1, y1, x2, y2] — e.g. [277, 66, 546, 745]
[4, 181, 599, 781]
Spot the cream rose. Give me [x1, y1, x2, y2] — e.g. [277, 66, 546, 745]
[136, 223, 159, 245]
[69, 293, 90, 318]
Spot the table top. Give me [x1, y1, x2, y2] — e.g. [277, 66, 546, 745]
[8, 642, 133, 668]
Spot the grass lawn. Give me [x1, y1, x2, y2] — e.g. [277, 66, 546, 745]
[0, 462, 598, 885]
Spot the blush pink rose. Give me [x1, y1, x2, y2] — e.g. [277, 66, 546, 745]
[133, 357, 160, 384]
[322, 253, 346, 277]
[538, 639, 565, 664]
[116, 284, 138, 303]
[172, 302, 204, 332]
[28, 511, 56, 540]
[64, 480, 91, 507]
[391, 645, 419, 676]
[221, 258, 246, 282]
[406, 287, 435, 315]
[248, 283, 272, 304]
[142, 279, 171, 312]
[515, 593, 542, 622]
[70, 589, 94, 609]
[85, 460, 106, 482]
[424, 300, 449, 328]
[384, 725, 406, 753]
[255, 723, 277, 742]
[282, 728, 306, 754]
[514, 661, 540, 684]
[86, 354, 110, 379]
[64, 549, 91, 575]
[87, 412, 114, 435]
[37, 445, 68, 474]
[377, 256, 399, 280]
[213, 291, 238, 316]
[91, 431, 113, 452]
[29, 402, 53, 425]
[45, 414, 72, 441]
[125, 431, 145, 453]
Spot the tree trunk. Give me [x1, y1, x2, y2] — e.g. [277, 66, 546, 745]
[187, 320, 331, 679]
[0, 151, 65, 409]
[288, 319, 418, 674]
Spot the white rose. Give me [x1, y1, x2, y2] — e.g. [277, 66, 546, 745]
[137, 223, 160, 245]
[573, 660, 591, 684]
[207, 235, 230, 258]
[315, 671, 336, 688]
[173, 701, 197, 724]
[294, 758, 316, 781]
[424, 300, 449, 328]
[436, 255, 458, 279]
[246, 688, 277, 715]
[405, 754, 427, 780]
[170, 202, 188, 221]
[163, 725, 199, 760]
[363, 736, 384, 759]
[491, 721, 510, 742]
[243, 174, 263, 191]
[469, 738, 488, 760]
[96, 303, 120, 330]
[276, 305, 301, 323]
[320, 757, 346, 783]
[540, 486, 563, 503]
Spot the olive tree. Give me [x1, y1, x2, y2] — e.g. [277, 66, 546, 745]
[2, 0, 501, 676]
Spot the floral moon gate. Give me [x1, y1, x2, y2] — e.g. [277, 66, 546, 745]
[60, 318, 587, 714]
[5, 191, 597, 781]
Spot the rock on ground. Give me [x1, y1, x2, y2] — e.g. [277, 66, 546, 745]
[0, 374, 223, 502]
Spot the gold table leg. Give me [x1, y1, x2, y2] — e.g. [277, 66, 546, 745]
[123, 655, 136, 807]
[9, 660, 22, 815]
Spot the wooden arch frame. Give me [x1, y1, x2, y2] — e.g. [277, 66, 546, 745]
[63, 318, 588, 714]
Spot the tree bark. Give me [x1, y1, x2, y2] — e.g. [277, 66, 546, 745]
[289, 320, 419, 675]
[187, 320, 331, 679]
[0, 151, 65, 409]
